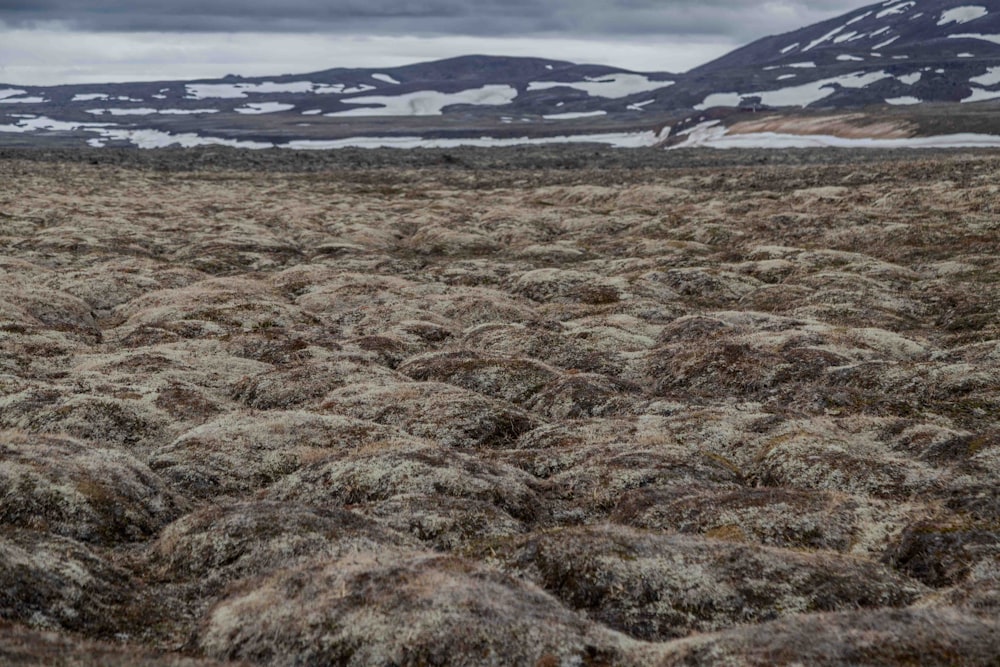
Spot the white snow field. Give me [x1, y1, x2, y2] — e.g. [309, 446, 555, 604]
[527, 74, 671, 99]
[372, 73, 401, 85]
[0, 96, 47, 104]
[970, 66, 1000, 86]
[184, 81, 376, 99]
[235, 102, 296, 114]
[938, 6, 989, 26]
[885, 96, 922, 104]
[695, 70, 896, 110]
[324, 85, 518, 117]
[542, 111, 608, 120]
[671, 120, 1000, 149]
[85, 108, 220, 116]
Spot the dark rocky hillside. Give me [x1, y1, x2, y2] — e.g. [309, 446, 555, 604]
[4, 1, 1000, 148]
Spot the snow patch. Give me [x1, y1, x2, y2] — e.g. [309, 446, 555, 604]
[85, 108, 159, 116]
[897, 72, 921, 85]
[777, 74, 797, 81]
[325, 85, 517, 117]
[235, 102, 295, 114]
[543, 111, 607, 120]
[695, 70, 893, 110]
[0, 89, 28, 100]
[0, 96, 47, 104]
[314, 83, 377, 95]
[671, 122, 1000, 150]
[72, 93, 109, 102]
[970, 66, 1000, 86]
[186, 83, 252, 99]
[527, 74, 671, 99]
[780, 43, 800, 54]
[803, 26, 845, 52]
[938, 6, 989, 26]
[301, 109, 323, 115]
[876, 2, 915, 19]
[963, 87, 1000, 102]
[845, 11, 873, 26]
[100, 128, 273, 149]
[372, 73, 401, 85]
[626, 99, 655, 111]
[885, 96, 922, 105]
[0, 116, 113, 134]
[158, 109, 220, 115]
[283, 131, 665, 150]
[873, 35, 901, 50]
[186, 81, 318, 99]
[837, 55, 865, 61]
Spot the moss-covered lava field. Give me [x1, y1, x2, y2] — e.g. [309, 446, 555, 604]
[0, 147, 998, 665]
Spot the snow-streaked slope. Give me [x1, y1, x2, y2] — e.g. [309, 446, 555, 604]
[684, 0, 1000, 110]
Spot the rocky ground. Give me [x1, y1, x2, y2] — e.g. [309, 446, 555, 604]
[0, 147, 998, 665]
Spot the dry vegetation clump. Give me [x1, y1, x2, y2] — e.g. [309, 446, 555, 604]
[0, 620, 239, 667]
[265, 440, 547, 546]
[231, 351, 408, 409]
[0, 430, 183, 545]
[397, 350, 561, 404]
[196, 552, 649, 667]
[0, 152, 998, 663]
[318, 381, 536, 449]
[146, 501, 418, 590]
[148, 411, 418, 498]
[0, 529, 150, 637]
[655, 607, 1000, 666]
[477, 524, 926, 641]
[610, 486, 874, 553]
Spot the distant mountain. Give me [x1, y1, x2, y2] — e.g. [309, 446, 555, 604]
[681, 0, 1000, 108]
[2, 0, 1000, 148]
[0, 56, 679, 148]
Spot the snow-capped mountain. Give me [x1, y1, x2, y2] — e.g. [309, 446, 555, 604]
[0, 56, 678, 148]
[682, 0, 1000, 109]
[2, 0, 1000, 149]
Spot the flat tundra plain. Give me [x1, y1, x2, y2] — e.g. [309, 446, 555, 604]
[0, 148, 998, 666]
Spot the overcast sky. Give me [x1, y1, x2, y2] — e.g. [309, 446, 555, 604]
[0, 1, 853, 85]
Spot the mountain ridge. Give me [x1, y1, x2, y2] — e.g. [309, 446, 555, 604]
[3, 0, 1000, 148]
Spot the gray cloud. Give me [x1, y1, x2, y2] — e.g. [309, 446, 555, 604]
[0, 0, 854, 41]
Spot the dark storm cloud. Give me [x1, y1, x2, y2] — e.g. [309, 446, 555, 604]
[0, 0, 854, 40]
